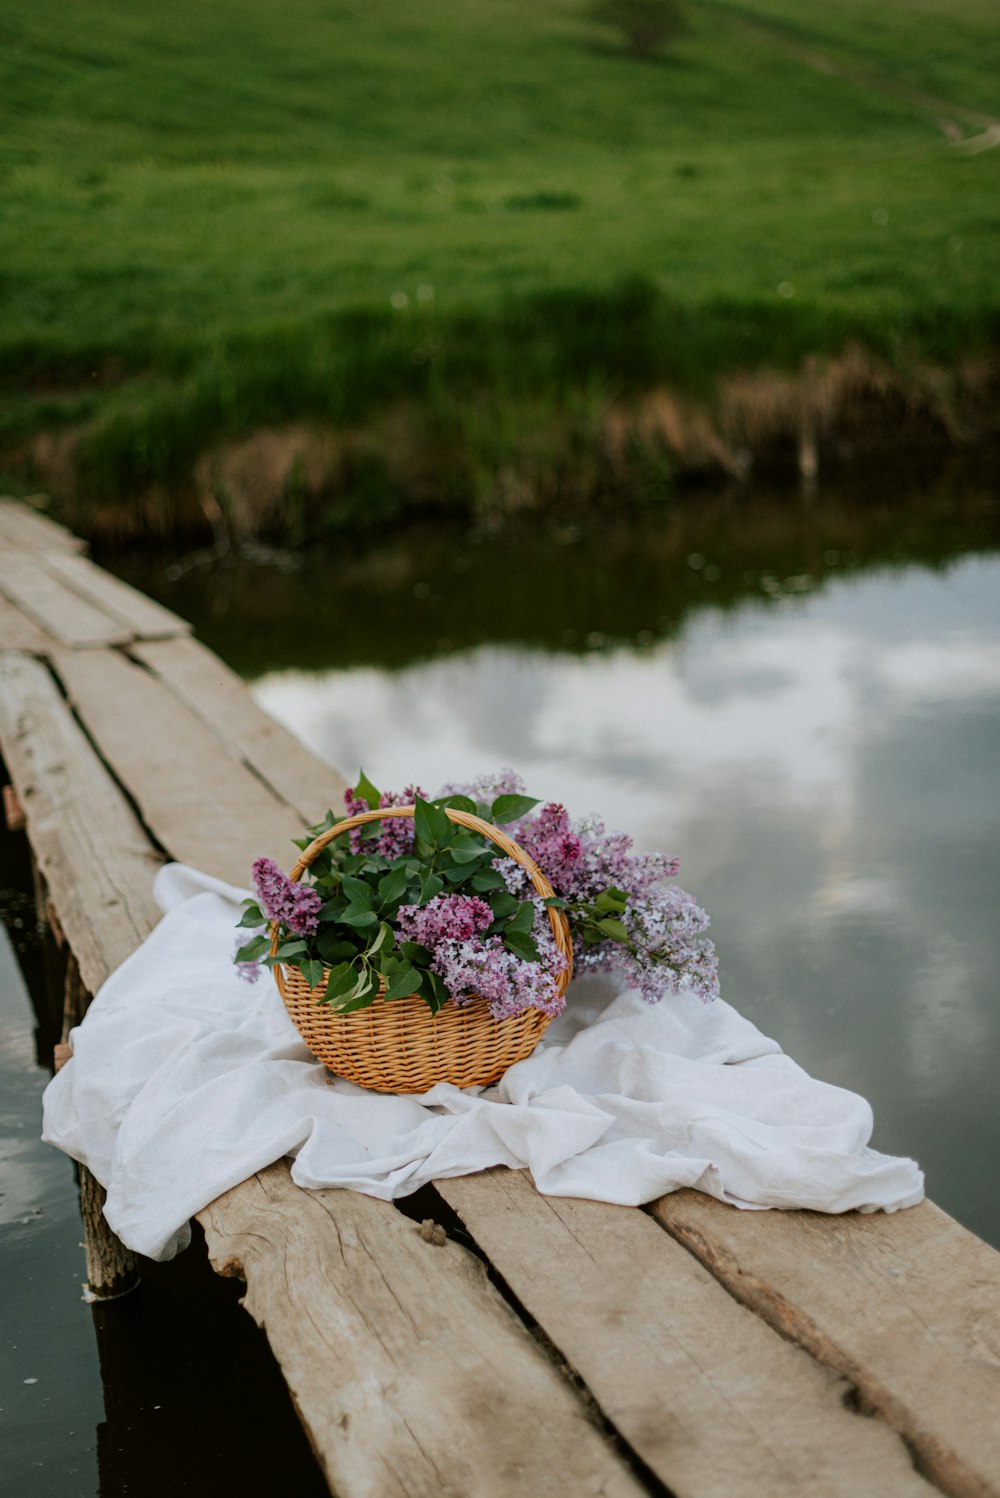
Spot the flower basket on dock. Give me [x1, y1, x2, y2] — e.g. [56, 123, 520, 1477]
[274, 804, 572, 1092]
[234, 771, 720, 1095]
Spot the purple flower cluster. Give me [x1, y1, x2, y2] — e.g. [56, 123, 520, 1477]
[343, 783, 428, 857]
[446, 770, 718, 1007]
[252, 856, 323, 937]
[580, 889, 720, 1005]
[397, 892, 567, 1021]
[397, 894, 493, 945]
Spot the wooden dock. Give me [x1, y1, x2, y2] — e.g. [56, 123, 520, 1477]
[2, 496, 999, 1498]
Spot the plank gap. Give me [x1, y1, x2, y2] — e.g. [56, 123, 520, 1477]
[396, 1184, 677, 1498]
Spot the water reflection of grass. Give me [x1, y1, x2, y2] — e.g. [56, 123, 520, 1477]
[2, 0, 999, 519]
[105, 467, 1000, 677]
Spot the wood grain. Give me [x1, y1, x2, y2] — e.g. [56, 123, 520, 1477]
[201, 1162, 644, 1498]
[0, 498, 87, 553]
[0, 652, 163, 994]
[53, 646, 303, 882]
[39, 549, 190, 641]
[0, 596, 57, 654]
[131, 635, 346, 822]
[0, 551, 132, 648]
[438, 1168, 935, 1498]
[651, 1190, 1000, 1498]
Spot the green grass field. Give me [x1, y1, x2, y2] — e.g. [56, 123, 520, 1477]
[1, 0, 998, 522]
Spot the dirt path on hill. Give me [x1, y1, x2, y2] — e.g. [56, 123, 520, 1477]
[729, 13, 1000, 153]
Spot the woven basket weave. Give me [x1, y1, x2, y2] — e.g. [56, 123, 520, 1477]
[273, 805, 573, 1093]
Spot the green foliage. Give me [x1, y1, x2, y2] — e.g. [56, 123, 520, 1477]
[1, 0, 999, 512]
[588, 0, 687, 59]
[245, 781, 552, 1015]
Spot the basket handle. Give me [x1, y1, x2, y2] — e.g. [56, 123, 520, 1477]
[286, 805, 572, 973]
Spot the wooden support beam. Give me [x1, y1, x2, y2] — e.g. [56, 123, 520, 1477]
[0, 497, 87, 553]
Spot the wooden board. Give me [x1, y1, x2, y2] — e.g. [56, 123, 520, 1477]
[0, 652, 163, 993]
[0, 551, 132, 648]
[201, 1162, 644, 1498]
[53, 647, 304, 882]
[651, 1191, 1000, 1498]
[438, 1169, 935, 1498]
[131, 636, 346, 823]
[0, 596, 57, 655]
[0, 497, 87, 553]
[39, 549, 190, 641]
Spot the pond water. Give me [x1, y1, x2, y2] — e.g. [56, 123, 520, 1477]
[3, 467, 999, 1494]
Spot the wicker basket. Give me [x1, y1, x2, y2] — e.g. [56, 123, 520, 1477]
[273, 805, 573, 1093]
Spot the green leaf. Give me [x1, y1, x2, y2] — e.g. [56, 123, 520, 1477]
[321, 962, 361, 1002]
[595, 890, 628, 913]
[383, 962, 420, 1001]
[414, 794, 451, 850]
[300, 958, 325, 990]
[339, 904, 378, 929]
[235, 934, 269, 963]
[448, 840, 486, 865]
[507, 901, 536, 935]
[471, 868, 506, 892]
[435, 794, 477, 815]
[276, 939, 309, 959]
[291, 834, 313, 851]
[316, 931, 357, 962]
[378, 867, 410, 905]
[354, 769, 382, 810]
[504, 930, 541, 962]
[237, 902, 265, 929]
[543, 895, 569, 909]
[400, 940, 432, 966]
[596, 917, 629, 943]
[487, 891, 518, 919]
[368, 921, 394, 957]
[490, 793, 540, 825]
[341, 876, 375, 907]
[417, 871, 444, 905]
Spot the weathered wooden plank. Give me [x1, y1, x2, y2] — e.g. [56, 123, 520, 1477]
[201, 1162, 644, 1498]
[131, 635, 346, 822]
[0, 595, 57, 654]
[0, 497, 87, 552]
[438, 1169, 935, 1498]
[40, 550, 190, 641]
[53, 647, 303, 883]
[0, 551, 132, 648]
[650, 1191, 1000, 1498]
[0, 652, 163, 994]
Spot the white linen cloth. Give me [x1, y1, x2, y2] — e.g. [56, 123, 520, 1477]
[42, 864, 924, 1260]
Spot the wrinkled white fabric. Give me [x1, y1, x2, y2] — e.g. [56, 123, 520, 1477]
[42, 864, 924, 1259]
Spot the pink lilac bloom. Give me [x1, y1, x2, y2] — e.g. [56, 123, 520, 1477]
[397, 890, 566, 1019]
[251, 856, 323, 937]
[397, 893, 494, 946]
[343, 784, 427, 855]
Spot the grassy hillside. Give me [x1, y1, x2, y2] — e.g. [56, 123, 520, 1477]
[1, 0, 998, 529]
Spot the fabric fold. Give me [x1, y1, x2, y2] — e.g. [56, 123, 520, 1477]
[42, 864, 924, 1260]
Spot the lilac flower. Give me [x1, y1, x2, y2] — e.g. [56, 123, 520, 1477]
[251, 856, 323, 937]
[397, 894, 494, 946]
[343, 783, 427, 855]
[397, 890, 567, 1020]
